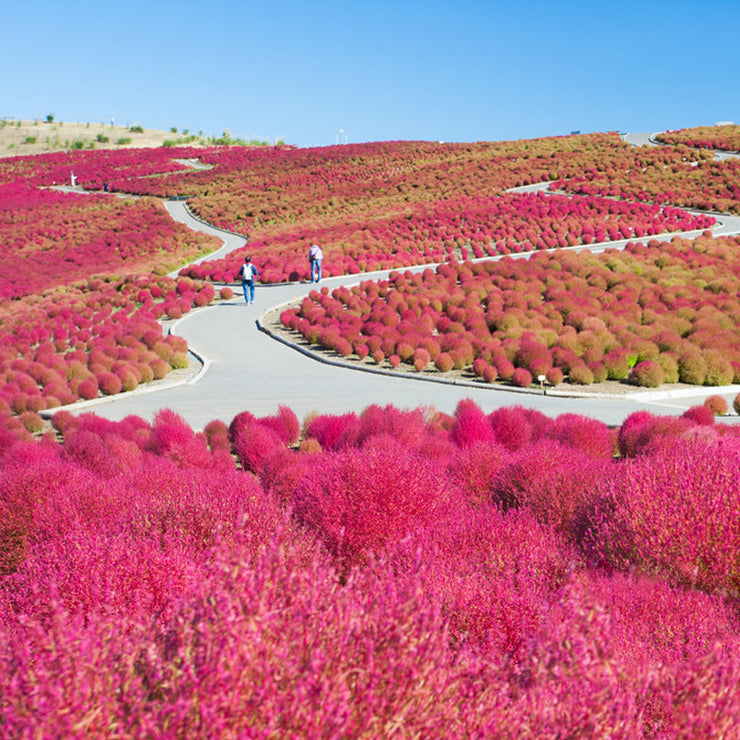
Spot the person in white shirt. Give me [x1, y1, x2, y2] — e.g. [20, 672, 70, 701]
[308, 243, 323, 283]
[239, 255, 259, 304]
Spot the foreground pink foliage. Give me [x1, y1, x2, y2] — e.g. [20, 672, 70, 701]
[294, 437, 458, 567]
[592, 435, 740, 594]
[2, 403, 740, 735]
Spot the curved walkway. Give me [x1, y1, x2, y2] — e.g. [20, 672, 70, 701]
[76, 138, 740, 429]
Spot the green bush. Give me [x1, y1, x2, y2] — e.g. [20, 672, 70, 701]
[588, 362, 608, 383]
[633, 339, 660, 362]
[628, 360, 665, 388]
[656, 353, 679, 384]
[96, 133, 109, 143]
[23, 136, 37, 144]
[129, 125, 144, 133]
[568, 364, 594, 385]
[70, 140, 84, 150]
[704, 350, 734, 386]
[19, 411, 44, 433]
[170, 351, 189, 370]
[678, 351, 707, 385]
[116, 137, 132, 145]
[603, 350, 630, 380]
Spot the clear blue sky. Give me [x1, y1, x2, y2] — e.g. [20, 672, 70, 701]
[2, 0, 738, 147]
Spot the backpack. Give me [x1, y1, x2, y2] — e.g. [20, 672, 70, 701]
[241, 263, 253, 281]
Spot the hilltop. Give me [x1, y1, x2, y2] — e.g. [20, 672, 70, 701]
[0, 118, 276, 159]
[0, 118, 201, 159]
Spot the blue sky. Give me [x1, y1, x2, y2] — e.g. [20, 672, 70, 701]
[2, 0, 738, 148]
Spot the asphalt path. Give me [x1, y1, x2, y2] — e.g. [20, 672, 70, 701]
[70, 139, 740, 429]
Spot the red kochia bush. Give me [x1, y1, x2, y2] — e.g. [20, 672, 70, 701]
[681, 405, 716, 426]
[63, 427, 143, 478]
[303, 412, 360, 451]
[257, 405, 301, 446]
[450, 399, 495, 449]
[492, 438, 610, 542]
[617, 412, 693, 458]
[489, 406, 532, 452]
[97, 372, 123, 396]
[415, 501, 575, 654]
[546, 366, 564, 386]
[231, 420, 284, 475]
[294, 438, 459, 567]
[355, 404, 428, 450]
[447, 440, 510, 505]
[511, 367, 533, 388]
[147, 409, 213, 469]
[548, 413, 614, 459]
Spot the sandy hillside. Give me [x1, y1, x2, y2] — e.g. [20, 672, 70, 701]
[0, 118, 201, 159]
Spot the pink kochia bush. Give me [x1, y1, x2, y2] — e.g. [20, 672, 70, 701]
[294, 437, 458, 568]
[2, 401, 740, 735]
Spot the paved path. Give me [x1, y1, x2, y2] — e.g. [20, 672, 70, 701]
[73, 137, 740, 429]
[163, 200, 247, 269]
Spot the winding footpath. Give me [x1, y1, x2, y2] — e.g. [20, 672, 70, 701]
[78, 137, 740, 430]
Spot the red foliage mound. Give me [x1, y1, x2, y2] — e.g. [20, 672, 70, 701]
[592, 435, 740, 594]
[294, 437, 459, 567]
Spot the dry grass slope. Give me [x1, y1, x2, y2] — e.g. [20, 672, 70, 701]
[0, 118, 200, 158]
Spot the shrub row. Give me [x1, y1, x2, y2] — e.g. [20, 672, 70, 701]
[552, 147, 740, 214]
[280, 233, 740, 388]
[181, 190, 712, 285]
[657, 124, 740, 153]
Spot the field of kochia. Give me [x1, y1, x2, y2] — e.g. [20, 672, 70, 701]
[2, 401, 740, 736]
[2, 125, 740, 735]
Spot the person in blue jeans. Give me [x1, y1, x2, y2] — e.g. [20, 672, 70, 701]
[239, 255, 258, 304]
[308, 243, 323, 283]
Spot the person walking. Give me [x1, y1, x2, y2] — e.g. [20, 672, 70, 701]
[308, 243, 323, 283]
[239, 255, 258, 304]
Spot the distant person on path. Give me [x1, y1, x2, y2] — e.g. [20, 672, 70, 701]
[308, 243, 323, 283]
[239, 255, 258, 304]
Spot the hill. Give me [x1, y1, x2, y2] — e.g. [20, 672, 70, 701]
[0, 118, 202, 159]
